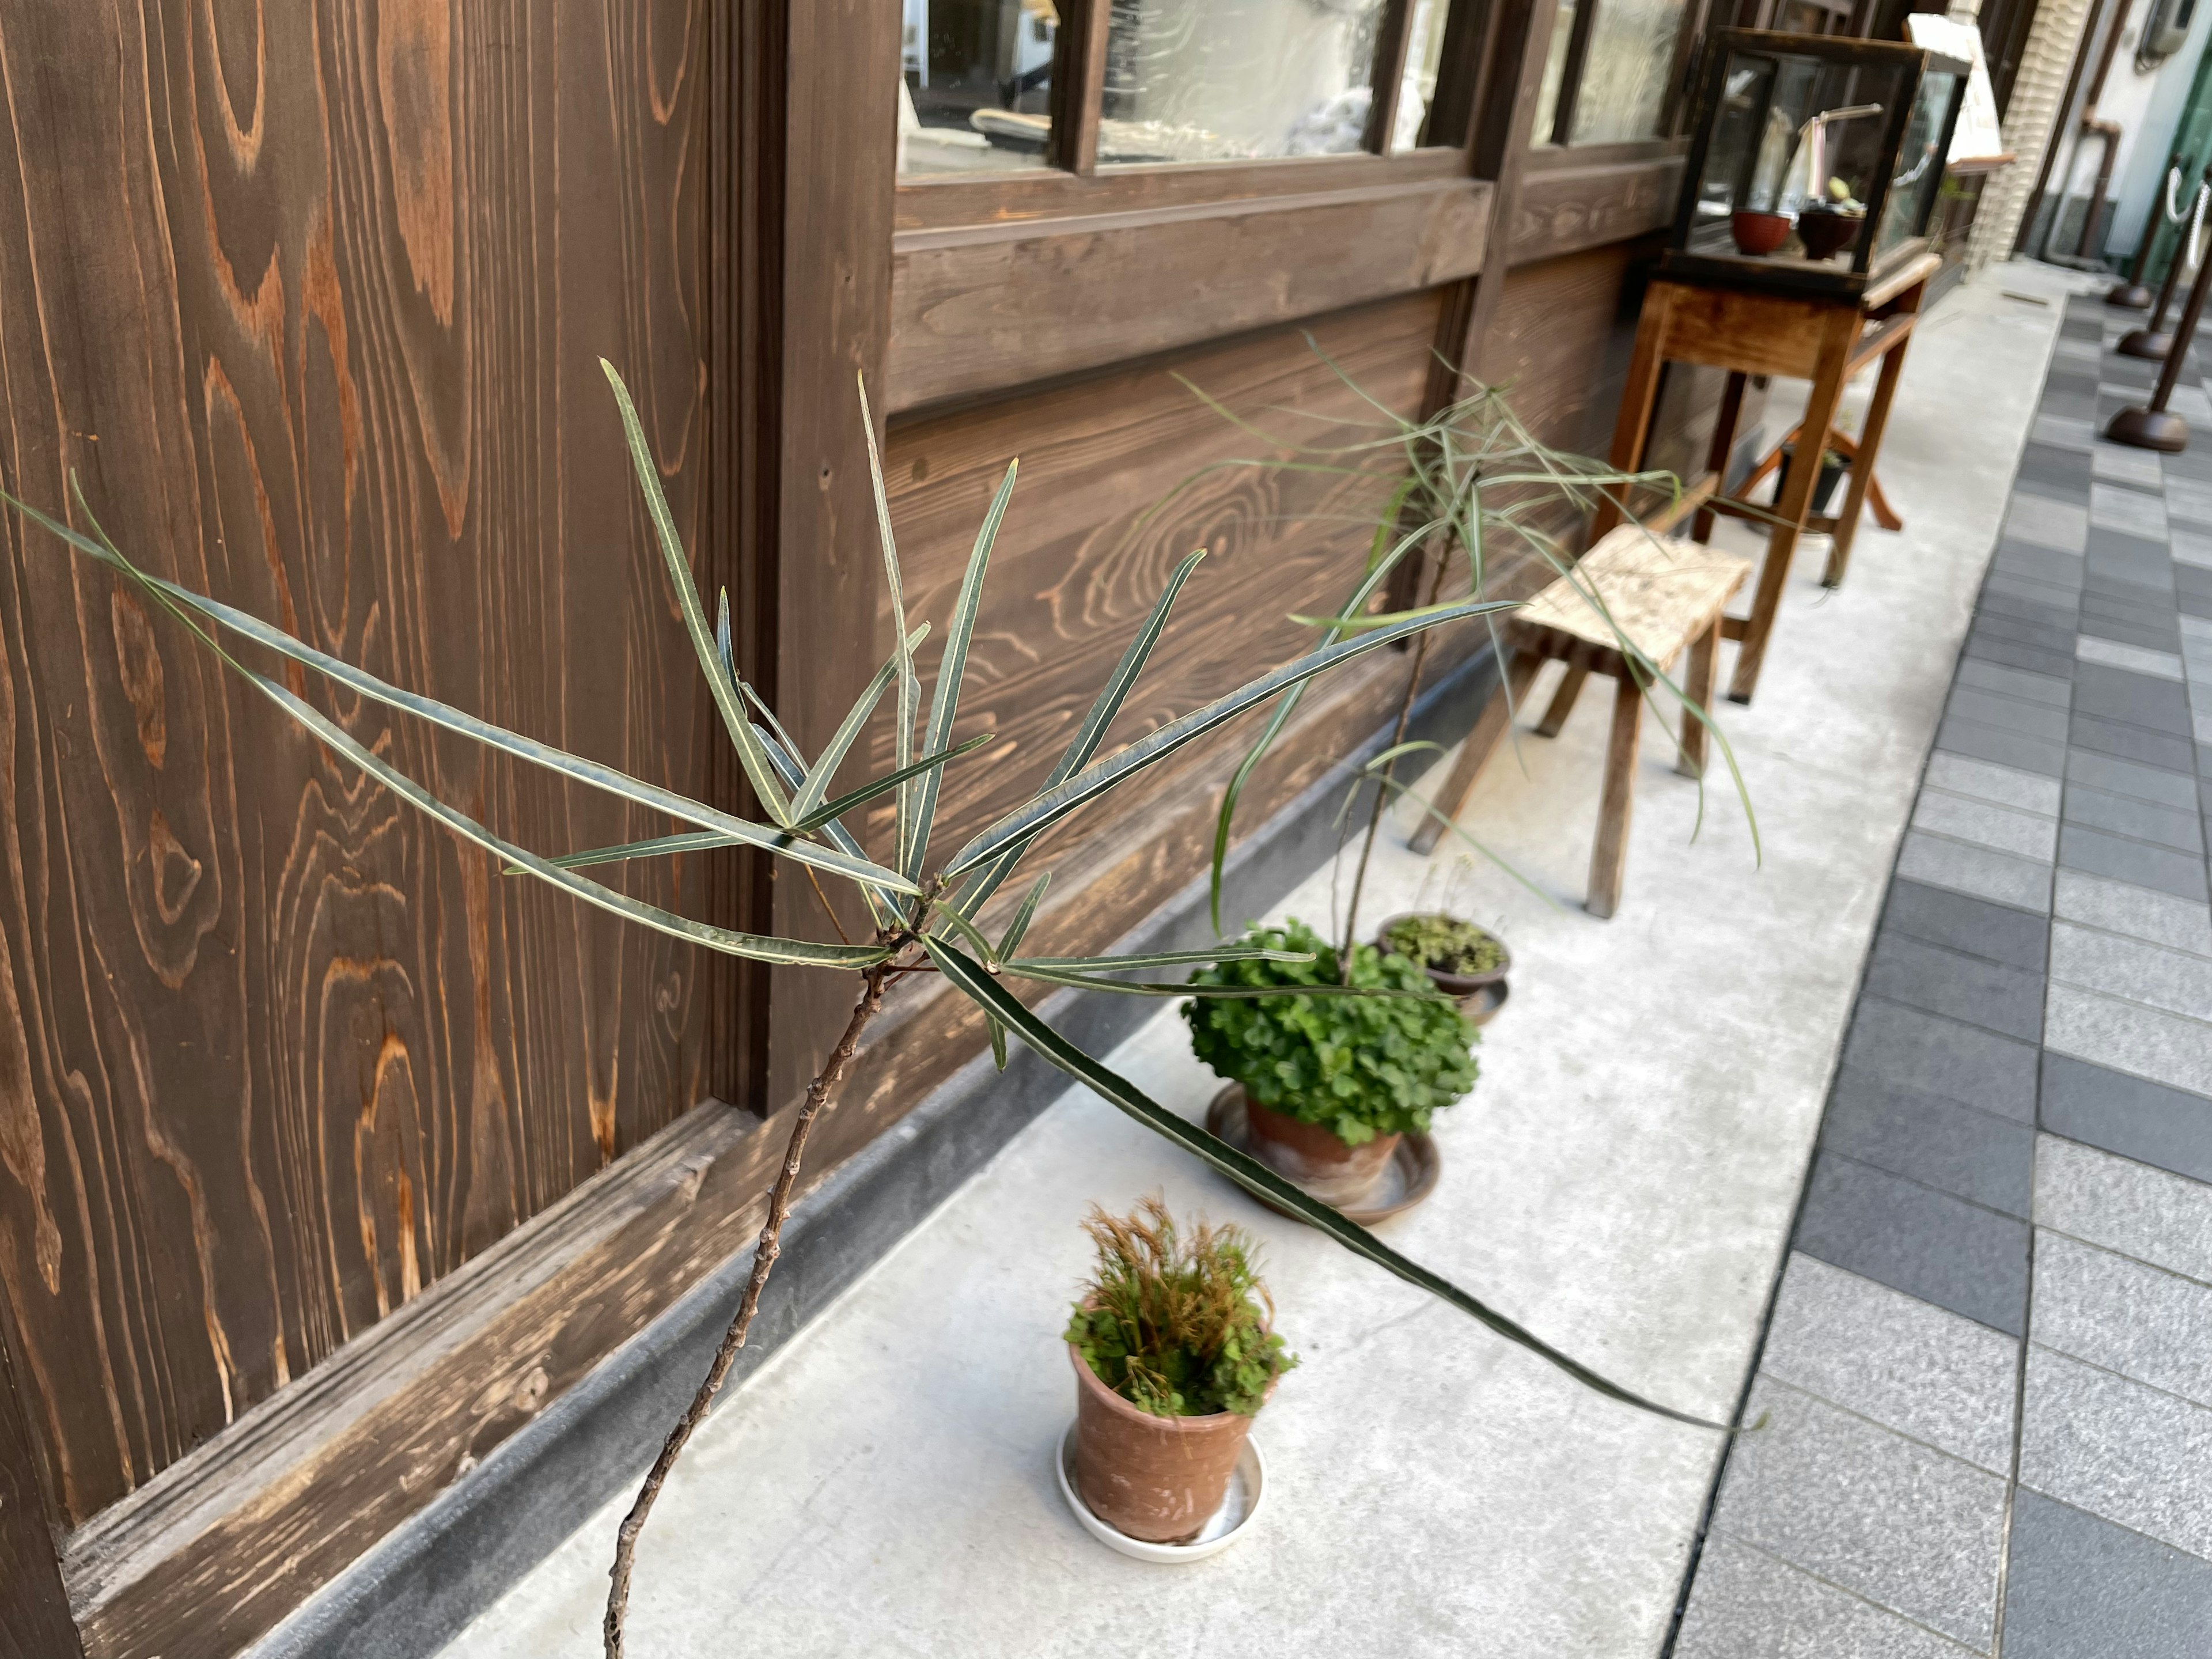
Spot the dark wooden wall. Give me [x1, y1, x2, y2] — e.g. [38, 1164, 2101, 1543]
[0, 0, 729, 1535]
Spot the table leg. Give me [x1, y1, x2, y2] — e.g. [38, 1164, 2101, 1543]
[1588, 672, 1643, 919]
[1692, 371, 1749, 543]
[1727, 307, 1861, 704]
[1590, 285, 1678, 546]
[1535, 663, 1589, 737]
[1407, 653, 1544, 855]
[1677, 616, 1719, 778]
[1823, 342, 1910, 588]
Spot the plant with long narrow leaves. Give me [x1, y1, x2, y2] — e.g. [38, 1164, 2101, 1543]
[1155, 346, 1762, 953]
[3, 363, 1737, 1659]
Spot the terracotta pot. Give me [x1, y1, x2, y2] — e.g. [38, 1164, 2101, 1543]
[1375, 911, 1510, 1013]
[1243, 1090, 1400, 1207]
[1794, 206, 1862, 262]
[1069, 1342, 1262, 1543]
[1729, 209, 1793, 255]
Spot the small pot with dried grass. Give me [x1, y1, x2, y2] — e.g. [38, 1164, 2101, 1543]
[1064, 1196, 1294, 1543]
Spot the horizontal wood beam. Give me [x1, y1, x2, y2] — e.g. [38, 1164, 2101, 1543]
[1508, 153, 1686, 266]
[886, 178, 1495, 414]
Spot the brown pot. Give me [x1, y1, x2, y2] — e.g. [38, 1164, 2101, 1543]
[1243, 1091, 1399, 1207]
[1375, 911, 1512, 1012]
[1069, 1342, 1260, 1543]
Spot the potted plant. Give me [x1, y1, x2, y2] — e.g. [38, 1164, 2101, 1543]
[1063, 1196, 1294, 1544]
[1376, 910, 1511, 1020]
[1184, 919, 1476, 1207]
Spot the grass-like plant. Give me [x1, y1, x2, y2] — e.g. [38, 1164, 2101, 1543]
[1066, 1195, 1292, 1418]
[5, 365, 1729, 1657]
[1186, 919, 1477, 1145]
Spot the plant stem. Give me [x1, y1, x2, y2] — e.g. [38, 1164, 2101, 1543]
[1340, 540, 1452, 976]
[603, 965, 888, 1657]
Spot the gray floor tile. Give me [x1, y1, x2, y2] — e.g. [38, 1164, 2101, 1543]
[2020, 1346, 2212, 1561]
[2063, 748, 2200, 810]
[2074, 610, 2179, 653]
[1971, 609, 2081, 654]
[1910, 788, 2059, 862]
[2037, 1133, 2212, 1282]
[2061, 782, 2204, 853]
[1880, 879, 2048, 972]
[2079, 588, 2179, 631]
[1896, 831, 2054, 913]
[1762, 1253, 2018, 1472]
[2056, 823, 2210, 903]
[2050, 921, 2212, 1022]
[2075, 637, 2188, 683]
[2173, 527, 2212, 568]
[1991, 547, 2085, 593]
[2034, 1232, 2212, 1406]
[2043, 1053, 2212, 1186]
[1796, 1151, 2029, 1335]
[1965, 634, 2078, 679]
[2090, 443, 2164, 487]
[2002, 1490, 2212, 1659]
[2067, 710, 2201, 772]
[1864, 933, 2044, 1041]
[2085, 525, 2175, 580]
[1842, 998, 2039, 1122]
[2089, 482, 2170, 539]
[2165, 476, 2212, 526]
[2008, 494, 2091, 554]
[1936, 716, 2070, 778]
[2032, 415, 2097, 453]
[2052, 869, 2212, 953]
[1925, 752, 2063, 817]
[1677, 1535, 1980, 1659]
[1954, 656, 2073, 708]
[1711, 1378, 2006, 1647]
[1824, 1066, 2035, 1217]
[2071, 662, 2195, 735]
[1946, 685, 2073, 742]
[2046, 983, 2212, 1097]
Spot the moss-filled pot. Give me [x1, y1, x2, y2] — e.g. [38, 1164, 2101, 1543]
[1068, 1343, 1264, 1544]
[1376, 911, 1512, 1017]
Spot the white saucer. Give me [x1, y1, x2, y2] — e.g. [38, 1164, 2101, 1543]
[1053, 1420, 1266, 1563]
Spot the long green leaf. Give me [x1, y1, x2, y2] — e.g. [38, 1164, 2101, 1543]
[752, 722, 901, 930]
[993, 963, 1419, 1000]
[789, 624, 930, 824]
[997, 873, 1050, 959]
[953, 550, 1207, 918]
[601, 361, 793, 827]
[524, 830, 737, 874]
[6, 492, 920, 897]
[910, 460, 1016, 878]
[794, 732, 995, 833]
[923, 939, 1725, 1429]
[855, 374, 922, 874]
[946, 596, 1516, 880]
[1009, 948, 1311, 970]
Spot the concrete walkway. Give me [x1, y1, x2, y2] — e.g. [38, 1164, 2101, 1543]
[1673, 287, 2212, 1657]
[436, 263, 2067, 1659]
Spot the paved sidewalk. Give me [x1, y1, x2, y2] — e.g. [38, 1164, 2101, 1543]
[1673, 291, 2212, 1656]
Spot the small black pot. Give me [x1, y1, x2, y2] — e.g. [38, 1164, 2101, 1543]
[1777, 444, 1849, 517]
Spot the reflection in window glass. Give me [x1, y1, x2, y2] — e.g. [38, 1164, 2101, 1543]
[1393, 0, 1452, 150]
[1531, 0, 1579, 145]
[1097, 0, 1388, 166]
[1567, 0, 1688, 144]
[899, 0, 1058, 176]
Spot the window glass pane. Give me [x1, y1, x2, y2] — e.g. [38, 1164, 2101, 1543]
[1393, 0, 1453, 150]
[1566, 0, 1689, 144]
[1531, 0, 1579, 145]
[1097, 0, 1389, 166]
[900, 0, 1058, 176]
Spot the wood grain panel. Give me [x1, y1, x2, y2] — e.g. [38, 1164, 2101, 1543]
[0, 1326, 79, 1658]
[886, 179, 1493, 413]
[1510, 154, 1687, 266]
[0, 0, 728, 1533]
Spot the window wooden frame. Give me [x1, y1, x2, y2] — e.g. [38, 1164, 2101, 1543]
[1530, 0, 1709, 150]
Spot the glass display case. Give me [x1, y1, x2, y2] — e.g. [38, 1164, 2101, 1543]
[1665, 30, 1969, 295]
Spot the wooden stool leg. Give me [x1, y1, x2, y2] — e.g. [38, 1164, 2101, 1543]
[1535, 663, 1589, 737]
[1692, 372, 1749, 543]
[1728, 308, 1860, 705]
[1588, 672, 1643, 919]
[1407, 653, 1543, 855]
[1589, 286, 1677, 545]
[1823, 344, 1909, 588]
[1677, 617, 1719, 778]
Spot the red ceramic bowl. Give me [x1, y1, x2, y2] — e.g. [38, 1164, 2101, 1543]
[1729, 210, 1793, 256]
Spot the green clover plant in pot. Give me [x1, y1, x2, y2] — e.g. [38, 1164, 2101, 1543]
[6, 366, 1733, 1657]
[1185, 920, 1477, 1207]
[1063, 1196, 1294, 1543]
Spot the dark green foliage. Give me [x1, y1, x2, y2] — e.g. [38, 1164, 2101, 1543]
[1064, 1196, 1294, 1418]
[1184, 919, 1478, 1145]
[1382, 912, 1506, 976]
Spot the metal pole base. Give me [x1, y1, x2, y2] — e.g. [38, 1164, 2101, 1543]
[2119, 328, 2175, 359]
[2106, 406, 2191, 451]
[2108, 282, 2155, 309]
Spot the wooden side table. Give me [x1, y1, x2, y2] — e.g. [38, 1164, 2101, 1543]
[1588, 250, 1941, 704]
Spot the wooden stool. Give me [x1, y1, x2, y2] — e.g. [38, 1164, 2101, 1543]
[1409, 527, 1752, 918]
